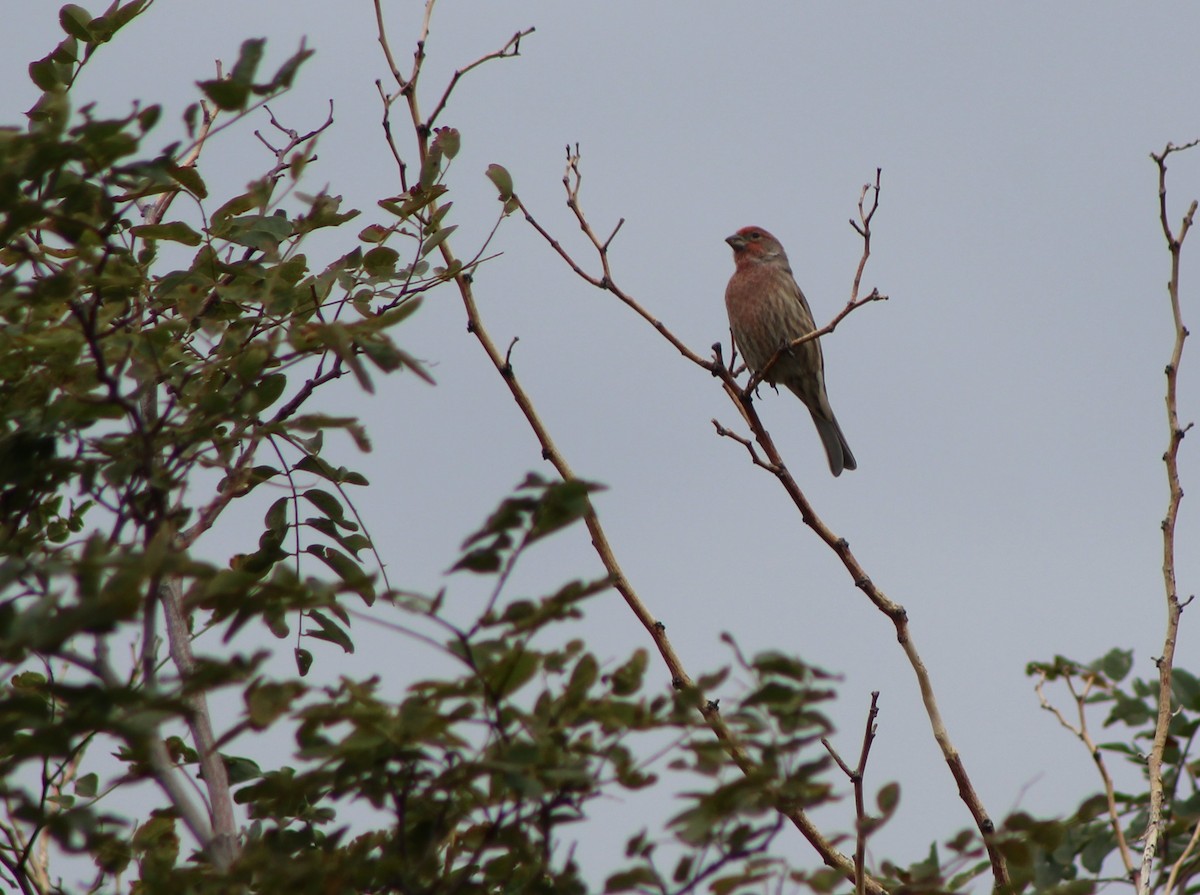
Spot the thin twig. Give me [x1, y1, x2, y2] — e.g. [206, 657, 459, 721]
[750, 288, 887, 393]
[1140, 139, 1198, 895]
[423, 28, 534, 131]
[254, 99, 335, 182]
[822, 692, 881, 895]
[849, 169, 882, 301]
[711, 420, 777, 472]
[1164, 812, 1200, 895]
[1034, 670, 1135, 877]
[751, 168, 885, 389]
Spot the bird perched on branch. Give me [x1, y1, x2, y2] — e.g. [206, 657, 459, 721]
[724, 226, 857, 476]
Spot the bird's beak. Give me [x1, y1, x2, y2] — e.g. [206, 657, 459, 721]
[725, 233, 746, 250]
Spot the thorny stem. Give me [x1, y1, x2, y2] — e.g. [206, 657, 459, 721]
[375, 7, 879, 893]
[1140, 139, 1198, 895]
[522, 150, 1009, 889]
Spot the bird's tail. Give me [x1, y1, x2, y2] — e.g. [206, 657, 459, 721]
[810, 410, 857, 477]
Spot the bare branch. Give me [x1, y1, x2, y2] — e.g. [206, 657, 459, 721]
[849, 168, 882, 302]
[751, 167, 884, 390]
[1165, 811, 1200, 895]
[749, 288, 888, 394]
[523, 151, 1007, 887]
[423, 27, 535, 131]
[712, 419, 777, 472]
[822, 692, 881, 895]
[1035, 670, 1135, 878]
[373, 0, 410, 90]
[1139, 140, 1198, 895]
[253, 100, 335, 182]
[93, 637, 215, 855]
[384, 22, 878, 892]
[160, 578, 238, 870]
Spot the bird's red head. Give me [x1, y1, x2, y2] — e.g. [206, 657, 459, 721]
[725, 226, 786, 266]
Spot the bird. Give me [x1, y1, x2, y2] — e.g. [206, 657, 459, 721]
[724, 226, 857, 476]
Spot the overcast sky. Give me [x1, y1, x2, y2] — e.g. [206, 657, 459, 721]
[6, 0, 1200, 884]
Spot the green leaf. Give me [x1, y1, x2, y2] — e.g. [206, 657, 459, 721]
[433, 126, 461, 159]
[50, 35, 78, 64]
[876, 781, 900, 816]
[302, 489, 346, 525]
[306, 544, 374, 603]
[167, 164, 207, 198]
[295, 648, 313, 677]
[384, 184, 448, 218]
[216, 212, 293, 251]
[230, 38, 265, 85]
[418, 225, 457, 259]
[198, 78, 250, 112]
[453, 548, 502, 574]
[245, 680, 305, 729]
[358, 224, 390, 244]
[1105, 690, 1153, 727]
[305, 608, 354, 653]
[264, 496, 289, 533]
[59, 5, 95, 42]
[222, 754, 262, 784]
[429, 201, 454, 228]
[221, 464, 279, 496]
[138, 104, 161, 131]
[606, 868, 660, 893]
[609, 649, 647, 696]
[566, 653, 598, 701]
[486, 163, 514, 200]
[294, 454, 369, 486]
[29, 58, 65, 91]
[306, 518, 370, 558]
[490, 650, 539, 697]
[73, 772, 99, 798]
[211, 189, 264, 225]
[287, 415, 372, 453]
[110, 0, 150, 31]
[131, 222, 202, 246]
[265, 44, 313, 92]
[419, 145, 443, 189]
[363, 245, 399, 275]
[529, 479, 597, 542]
[1093, 648, 1133, 682]
[1174, 667, 1200, 712]
[251, 373, 287, 411]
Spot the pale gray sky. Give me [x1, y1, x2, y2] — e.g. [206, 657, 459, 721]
[5, 0, 1200, 884]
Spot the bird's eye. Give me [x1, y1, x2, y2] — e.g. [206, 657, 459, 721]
[749, 231, 761, 240]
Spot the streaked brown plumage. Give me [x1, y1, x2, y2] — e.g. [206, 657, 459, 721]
[724, 226, 857, 476]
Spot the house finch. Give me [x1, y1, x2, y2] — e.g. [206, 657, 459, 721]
[724, 226, 857, 476]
